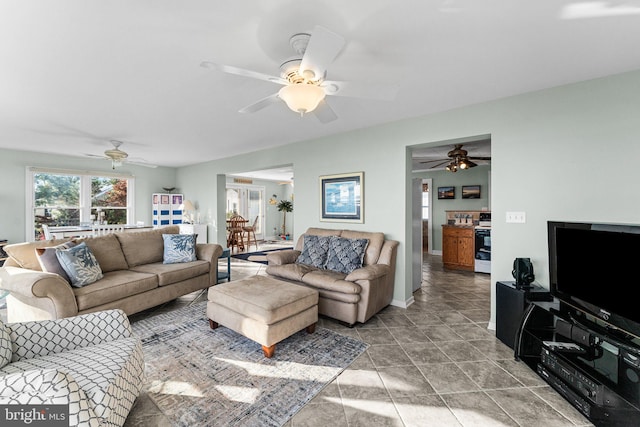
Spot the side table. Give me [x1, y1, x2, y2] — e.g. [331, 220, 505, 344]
[217, 248, 231, 284]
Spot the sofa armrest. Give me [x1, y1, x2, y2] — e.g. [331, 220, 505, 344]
[266, 249, 301, 266]
[0, 266, 78, 319]
[7, 309, 133, 362]
[196, 243, 223, 286]
[345, 264, 390, 281]
[0, 369, 99, 427]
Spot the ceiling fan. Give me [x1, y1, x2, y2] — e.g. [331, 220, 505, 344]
[84, 140, 158, 169]
[420, 144, 491, 172]
[200, 25, 398, 123]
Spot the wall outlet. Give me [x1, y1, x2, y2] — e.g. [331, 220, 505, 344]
[506, 211, 526, 223]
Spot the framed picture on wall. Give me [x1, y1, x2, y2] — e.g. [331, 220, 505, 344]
[437, 186, 455, 199]
[462, 185, 481, 199]
[320, 172, 364, 223]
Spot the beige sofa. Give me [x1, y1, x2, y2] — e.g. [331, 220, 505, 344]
[0, 226, 223, 322]
[265, 227, 399, 326]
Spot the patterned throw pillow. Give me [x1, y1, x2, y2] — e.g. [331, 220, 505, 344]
[324, 236, 369, 274]
[55, 242, 104, 288]
[0, 320, 11, 368]
[296, 235, 331, 268]
[35, 241, 77, 283]
[163, 234, 197, 264]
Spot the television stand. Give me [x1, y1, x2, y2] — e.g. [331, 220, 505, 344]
[516, 301, 640, 426]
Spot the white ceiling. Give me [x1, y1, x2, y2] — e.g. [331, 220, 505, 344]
[2, 1, 640, 169]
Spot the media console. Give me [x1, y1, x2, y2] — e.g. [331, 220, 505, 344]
[516, 300, 640, 426]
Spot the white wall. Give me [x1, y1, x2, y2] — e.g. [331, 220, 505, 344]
[177, 69, 640, 322]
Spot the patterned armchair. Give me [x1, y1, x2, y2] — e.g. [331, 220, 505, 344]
[0, 309, 144, 427]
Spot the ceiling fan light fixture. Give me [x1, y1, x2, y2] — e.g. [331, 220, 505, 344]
[446, 162, 458, 172]
[278, 83, 325, 116]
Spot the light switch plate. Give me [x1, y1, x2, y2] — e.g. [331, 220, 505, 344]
[506, 211, 526, 223]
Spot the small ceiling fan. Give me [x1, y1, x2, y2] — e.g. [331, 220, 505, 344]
[84, 140, 158, 169]
[420, 144, 491, 172]
[201, 25, 398, 123]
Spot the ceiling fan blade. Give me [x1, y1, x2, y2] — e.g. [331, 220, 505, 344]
[321, 80, 398, 101]
[430, 160, 451, 169]
[299, 26, 345, 80]
[126, 160, 158, 168]
[469, 156, 492, 161]
[239, 93, 281, 114]
[200, 61, 287, 85]
[419, 158, 448, 164]
[84, 153, 108, 159]
[312, 99, 338, 123]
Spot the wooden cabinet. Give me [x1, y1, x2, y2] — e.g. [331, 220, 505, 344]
[442, 226, 475, 271]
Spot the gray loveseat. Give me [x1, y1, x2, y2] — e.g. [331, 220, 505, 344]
[1, 225, 223, 322]
[265, 227, 399, 326]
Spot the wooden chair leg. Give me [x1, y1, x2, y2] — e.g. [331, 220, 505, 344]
[262, 344, 275, 358]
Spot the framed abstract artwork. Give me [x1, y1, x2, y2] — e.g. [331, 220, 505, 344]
[319, 172, 364, 223]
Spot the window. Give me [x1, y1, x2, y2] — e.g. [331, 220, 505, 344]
[28, 167, 135, 241]
[422, 183, 429, 220]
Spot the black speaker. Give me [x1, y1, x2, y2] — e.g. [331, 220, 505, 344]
[512, 258, 535, 288]
[619, 349, 640, 406]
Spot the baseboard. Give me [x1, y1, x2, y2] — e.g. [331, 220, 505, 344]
[431, 250, 442, 256]
[391, 296, 414, 309]
[487, 321, 496, 331]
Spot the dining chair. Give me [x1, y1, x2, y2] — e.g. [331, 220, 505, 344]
[243, 216, 259, 251]
[41, 224, 53, 240]
[92, 224, 125, 236]
[227, 215, 246, 253]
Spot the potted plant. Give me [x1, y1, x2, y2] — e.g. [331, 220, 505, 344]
[277, 199, 293, 237]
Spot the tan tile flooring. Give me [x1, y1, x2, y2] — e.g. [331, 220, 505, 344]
[2, 244, 594, 426]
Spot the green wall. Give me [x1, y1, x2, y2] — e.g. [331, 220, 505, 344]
[0, 148, 177, 245]
[177, 68, 640, 328]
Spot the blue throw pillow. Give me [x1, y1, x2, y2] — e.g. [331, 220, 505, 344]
[163, 234, 197, 264]
[324, 236, 369, 274]
[296, 235, 331, 268]
[55, 242, 103, 287]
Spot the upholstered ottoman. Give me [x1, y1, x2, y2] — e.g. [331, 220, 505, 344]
[207, 275, 318, 358]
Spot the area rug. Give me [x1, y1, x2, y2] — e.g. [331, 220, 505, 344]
[131, 301, 368, 427]
[231, 247, 292, 265]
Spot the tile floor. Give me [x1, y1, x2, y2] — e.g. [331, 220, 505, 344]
[1, 244, 594, 426]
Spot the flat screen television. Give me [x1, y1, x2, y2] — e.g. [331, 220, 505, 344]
[548, 220, 640, 340]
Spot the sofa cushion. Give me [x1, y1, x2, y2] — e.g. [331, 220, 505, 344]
[74, 234, 129, 273]
[35, 241, 77, 283]
[302, 270, 362, 294]
[115, 226, 179, 267]
[130, 260, 210, 287]
[296, 235, 331, 268]
[56, 242, 104, 287]
[265, 263, 315, 282]
[4, 239, 73, 271]
[341, 230, 385, 265]
[162, 234, 197, 264]
[73, 270, 158, 311]
[0, 321, 10, 369]
[324, 236, 369, 274]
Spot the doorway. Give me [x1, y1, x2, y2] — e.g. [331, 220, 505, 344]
[226, 184, 264, 241]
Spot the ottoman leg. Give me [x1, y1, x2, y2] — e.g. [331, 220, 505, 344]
[306, 322, 317, 334]
[209, 319, 219, 329]
[262, 344, 276, 358]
